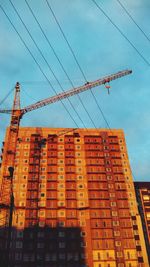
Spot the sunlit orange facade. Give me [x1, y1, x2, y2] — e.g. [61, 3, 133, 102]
[0, 127, 149, 267]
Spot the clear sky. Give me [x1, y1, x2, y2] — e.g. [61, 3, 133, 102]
[0, 0, 150, 181]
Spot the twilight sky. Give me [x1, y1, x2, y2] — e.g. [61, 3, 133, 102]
[0, 0, 150, 181]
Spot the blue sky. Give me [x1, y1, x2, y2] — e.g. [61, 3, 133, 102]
[0, 0, 150, 181]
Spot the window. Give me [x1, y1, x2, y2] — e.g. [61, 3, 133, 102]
[41, 167, 46, 171]
[40, 175, 46, 179]
[114, 231, 120, 237]
[58, 201, 65, 207]
[108, 184, 114, 189]
[80, 241, 87, 247]
[58, 192, 65, 198]
[106, 167, 111, 172]
[58, 159, 64, 164]
[40, 184, 46, 189]
[38, 210, 45, 217]
[78, 192, 84, 198]
[58, 221, 65, 227]
[146, 212, 150, 218]
[77, 175, 83, 180]
[80, 231, 86, 237]
[58, 210, 65, 217]
[58, 175, 64, 180]
[115, 241, 121, 246]
[19, 202, 25, 207]
[113, 221, 119, 226]
[110, 193, 115, 198]
[80, 220, 86, 227]
[117, 251, 123, 257]
[143, 195, 150, 201]
[111, 202, 116, 207]
[58, 183, 65, 189]
[112, 211, 118, 216]
[58, 231, 65, 237]
[17, 231, 23, 238]
[16, 241, 23, 248]
[78, 184, 84, 189]
[39, 221, 45, 227]
[38, 231, 44, 238]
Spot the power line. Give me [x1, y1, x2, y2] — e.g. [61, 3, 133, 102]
[45, 0, 88, 82]
[91, 0, 150, 67]
[24, 0, 97, 128]
[0, 86, 14, 106]
[0, 3, 79, 128]
[116, 0, 150, 44]
[45, 0, 111, 129]
[9, 0, 91, 129]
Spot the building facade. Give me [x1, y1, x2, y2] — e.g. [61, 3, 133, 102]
[134, 182, 150, 265]
[0, 127, 149, 267]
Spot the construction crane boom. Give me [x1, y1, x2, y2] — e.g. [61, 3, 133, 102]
[0, 69, 132, 117]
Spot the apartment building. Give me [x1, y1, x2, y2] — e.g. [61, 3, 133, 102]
[0, 127, 149, 267]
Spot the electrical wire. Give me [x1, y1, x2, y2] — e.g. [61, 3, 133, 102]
[91, 0, 150, 67]
[9, 0, 89, 129]
[45, 0, 111, 129]
[25, 0, 97, 128]
[116, 0, 150, 44]
[0, 2, 80, 128]
[45, 0, 87, 82]
[0, 86, 14, 106]
[21, 87, 38, 102]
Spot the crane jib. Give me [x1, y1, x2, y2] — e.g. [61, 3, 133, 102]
[0, 69, 132, 116]
[21, 69, 132, 114]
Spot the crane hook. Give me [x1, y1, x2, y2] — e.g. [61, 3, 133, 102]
[105, 84, 111, 94]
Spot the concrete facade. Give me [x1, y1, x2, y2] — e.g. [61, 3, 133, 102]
[0, 127, 149, 267]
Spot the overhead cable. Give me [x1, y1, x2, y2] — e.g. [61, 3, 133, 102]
[45, 0, 87, 82]
[91, 0, 150, 66]
[24, 0, 98, 128]
[116, 0, 150, 44]
[0, 3, 79, 128]
[0, 86, 14, 106]
[9, 0, 94, 129]
[45, 0, 111, 129]
[24, 0, 95, 129]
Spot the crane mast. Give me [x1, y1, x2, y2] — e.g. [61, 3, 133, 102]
[0, 69, 132, 263]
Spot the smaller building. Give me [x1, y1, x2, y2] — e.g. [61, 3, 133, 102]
[134, 182, 150, 264]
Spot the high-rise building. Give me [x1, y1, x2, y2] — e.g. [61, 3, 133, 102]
[0, 127, 149, 267]
[134, 182, 150, 265]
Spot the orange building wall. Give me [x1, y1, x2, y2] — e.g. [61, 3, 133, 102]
[0, 127, 149, 267]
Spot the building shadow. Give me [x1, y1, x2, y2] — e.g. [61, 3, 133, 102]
[0, 225, 87, 267]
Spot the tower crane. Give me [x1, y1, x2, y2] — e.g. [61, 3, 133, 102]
[0, 69, 132, 258]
